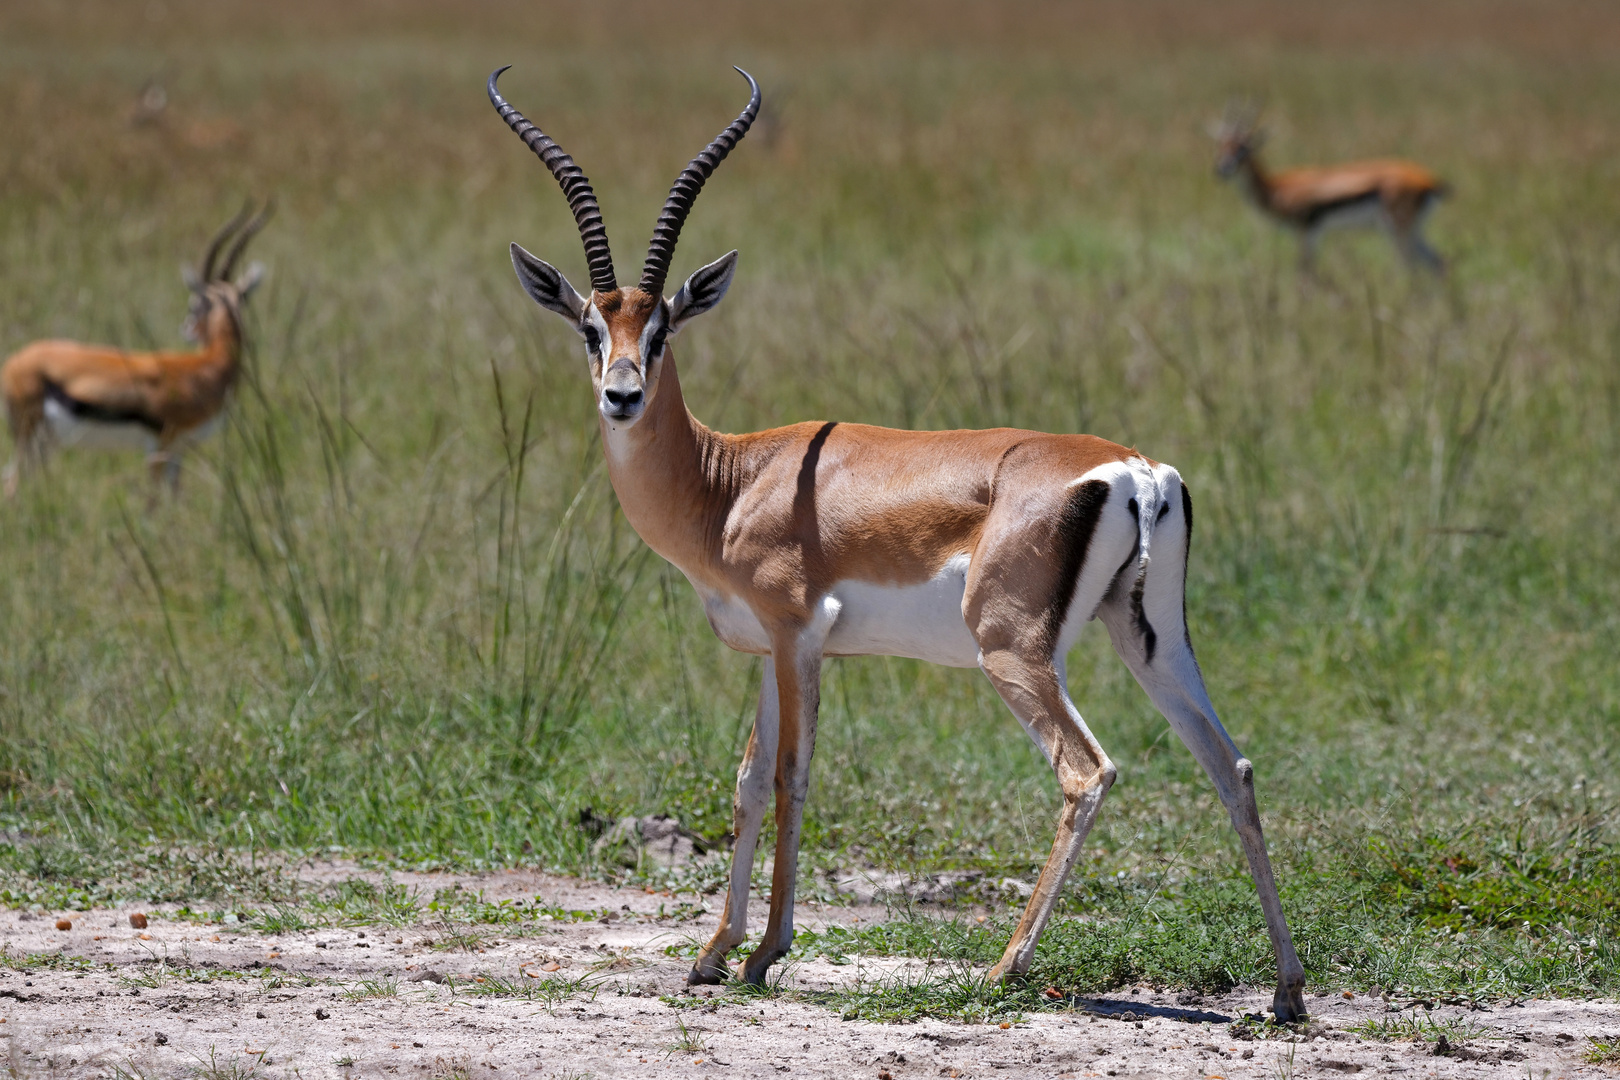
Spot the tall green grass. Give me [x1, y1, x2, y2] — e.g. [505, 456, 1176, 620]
[0, 0, 1616, 994]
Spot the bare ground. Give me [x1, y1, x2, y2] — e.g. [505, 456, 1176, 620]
[3, 867, 1615, 1079]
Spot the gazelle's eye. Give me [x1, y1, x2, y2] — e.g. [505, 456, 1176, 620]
[583, 326, 601, 355]
[647, 330, 667, 361]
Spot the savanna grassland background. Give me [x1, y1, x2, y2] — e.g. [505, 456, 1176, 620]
[1, 0, 1617, 1007]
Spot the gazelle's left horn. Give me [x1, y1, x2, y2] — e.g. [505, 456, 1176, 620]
[639, 67, 760, 298]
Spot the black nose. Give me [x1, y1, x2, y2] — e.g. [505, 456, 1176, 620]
[604, 386, 643, 410]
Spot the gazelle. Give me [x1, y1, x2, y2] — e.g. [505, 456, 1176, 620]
[1213, 103, 1448, 273]
[2, 202, 271, 497]
[491, 67, 1309, 1021]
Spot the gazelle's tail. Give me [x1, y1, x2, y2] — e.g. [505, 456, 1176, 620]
[1124, 455, 1170, 664]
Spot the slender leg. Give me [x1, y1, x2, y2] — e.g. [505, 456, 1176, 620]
[979, 650, 1116, 982]
[1095, 480, 1307, 1021]
[1404, 230, 1445, 274]
[5, 422, 48, 498]
[689, 657, 778, 984]
[740, 636, 822, 983]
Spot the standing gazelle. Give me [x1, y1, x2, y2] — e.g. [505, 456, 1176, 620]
[1213, 103, 1448, 273]
[2, 202, 271, 496]
[492, 68, 1308, 1020]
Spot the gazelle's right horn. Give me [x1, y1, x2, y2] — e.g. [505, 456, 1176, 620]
[200, 201, 252, 283]
[489, 66, 618, 295]
[639, 67, 760, 298]
[219, 200, 275, 282]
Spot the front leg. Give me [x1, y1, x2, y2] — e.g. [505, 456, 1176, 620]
[740, 631, 825, 984]
[689, 658, 778, 984]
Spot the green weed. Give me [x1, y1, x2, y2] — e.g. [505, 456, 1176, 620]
[666, 1017, 709, 1057]
[1585, 1037, 1620, 1065]
[342, 975, 398, 1000]
[1347, 1010, 1491, 1044]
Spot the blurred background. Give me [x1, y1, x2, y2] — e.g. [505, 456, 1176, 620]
[0, 0, 1616, 993]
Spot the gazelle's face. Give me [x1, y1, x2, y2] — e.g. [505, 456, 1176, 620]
[1214, 127, 1262, 179]
[181, 264, 264, 343]
[582, 289, 668, 427]
[509, 244, 739, 433]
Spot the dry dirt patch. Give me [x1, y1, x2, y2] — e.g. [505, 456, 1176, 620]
[1, 868, 1614, 1079]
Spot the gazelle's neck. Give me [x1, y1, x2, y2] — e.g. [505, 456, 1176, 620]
[599, 351, 740, 580]
[1238, 152, 1276, 212]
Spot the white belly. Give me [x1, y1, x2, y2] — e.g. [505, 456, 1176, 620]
[700, 588, 773, 655]
[694, 554, 982, 668]
[824, 553, 981, 667]
[1315, 197, 1387, 233]
[43, 398, 157, 451]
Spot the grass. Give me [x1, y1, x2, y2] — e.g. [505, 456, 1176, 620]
[0, 0, 1618, 1015]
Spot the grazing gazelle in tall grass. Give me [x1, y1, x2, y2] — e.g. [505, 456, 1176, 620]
[2, 202, 271, 497]
[1213, 103, 1448, 273]
[491, 67, 1309, 1021]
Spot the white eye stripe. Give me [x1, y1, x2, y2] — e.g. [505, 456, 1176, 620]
[584, 308, 612, 357]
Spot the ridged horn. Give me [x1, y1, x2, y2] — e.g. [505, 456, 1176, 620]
[639, 67, 760, 298]
[200, 201, 252, 283]
[488, 66, 617, 295]
[219, 200, 275, 282]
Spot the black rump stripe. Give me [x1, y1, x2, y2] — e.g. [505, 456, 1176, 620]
[1042, 479, 1112, 654]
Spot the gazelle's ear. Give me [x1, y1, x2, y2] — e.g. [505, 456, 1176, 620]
[668, 250, 738, 334]
[182, 264, 204, 292]
[511, 243, 589, 326]
[238, 262, 266, 299]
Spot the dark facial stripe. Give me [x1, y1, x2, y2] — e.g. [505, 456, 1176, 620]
[1041, 479, 1111, 654]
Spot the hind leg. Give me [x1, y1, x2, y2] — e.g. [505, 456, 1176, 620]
[965, 471, 1140, 982]
[1096, 479, 1307, 1021]
[1391, 197, 1445, 274]
[978, 649, 1116, 981]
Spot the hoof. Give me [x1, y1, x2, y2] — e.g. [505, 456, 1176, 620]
[1272, 984, 1308, 1023]
[740, 945, 786, 986]
[986, 961, 1025, 986]
[686, 961, 727, 986]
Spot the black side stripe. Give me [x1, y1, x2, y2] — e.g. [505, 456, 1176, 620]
[43, 379, 162, 433]
[1042, 479, 1111, 654]
[1180, 482, 1196, 655]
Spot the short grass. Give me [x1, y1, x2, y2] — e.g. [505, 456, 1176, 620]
[1, 0, 1618, 1014]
